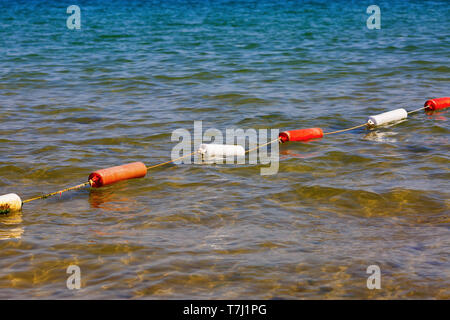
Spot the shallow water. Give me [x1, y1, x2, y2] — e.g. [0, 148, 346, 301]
[0, 0, 449, 299]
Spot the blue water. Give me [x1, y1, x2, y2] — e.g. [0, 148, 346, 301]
[0, 0, 449, 299]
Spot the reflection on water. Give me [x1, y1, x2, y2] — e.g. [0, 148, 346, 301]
[279, 149, 319, 159]
[89, 189, 137, 212]
[364, 131, 399, 143]
[0, 211, 24, 240]
[426, 112, 447, 122]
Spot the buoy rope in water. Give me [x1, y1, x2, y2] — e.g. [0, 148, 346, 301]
[21, 140, 275, 203]
[147, 136, 283, 171]
[16, 121, 380, 204]
[12, 98, 450, 206]
[22, 139, 284, 204]
[322, 105, 428, 136]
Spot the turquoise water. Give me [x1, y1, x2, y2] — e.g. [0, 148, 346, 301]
[0, 0, 449, 299]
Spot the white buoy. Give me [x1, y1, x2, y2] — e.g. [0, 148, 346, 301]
[367, 108, 408, 127]
[0, 193, 23, 214]
[198, 144, 245, 158]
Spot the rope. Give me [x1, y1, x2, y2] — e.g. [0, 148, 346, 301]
[408, 106, 427, 114]
[245, 137, 281, 154]
[146, 151, 199, 170]
[22, 181, 91, 204]
[323, 123, 368, 135]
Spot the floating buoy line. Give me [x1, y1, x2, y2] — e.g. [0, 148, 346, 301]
[0, 97, 449, 215]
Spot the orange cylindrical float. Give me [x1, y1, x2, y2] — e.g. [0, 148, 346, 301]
[88, 162, 147, 188]
[279, 128, 323, 143]
[424, 97, 450, 111]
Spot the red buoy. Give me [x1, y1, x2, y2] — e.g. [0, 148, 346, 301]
[279, 128, 323, 143]
[424, 97, 450, 111]
[88, 162, 147, 188]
